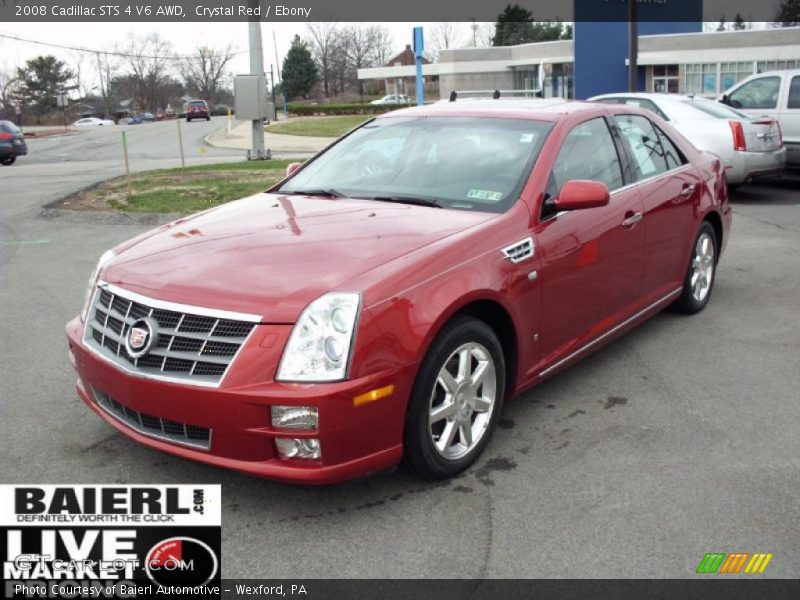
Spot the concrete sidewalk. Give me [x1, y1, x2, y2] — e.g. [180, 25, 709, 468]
[205, 119, 333, 154]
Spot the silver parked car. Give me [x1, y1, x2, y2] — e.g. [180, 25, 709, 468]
[719, 69, 800, 167]
[589, 93, 786, 185]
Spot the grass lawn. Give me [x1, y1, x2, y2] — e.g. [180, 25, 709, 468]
[266, 115, 371, 138]
[58, 160, 292, 214]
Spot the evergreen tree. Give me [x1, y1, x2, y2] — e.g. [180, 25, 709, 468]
[492, 4, 536, 46]
[15, 55, 75, 122]
[774, 0, 800, 26]
[281, 35, 318, 100]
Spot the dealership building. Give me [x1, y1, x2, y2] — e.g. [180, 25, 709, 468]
[357, 26, 800, 101]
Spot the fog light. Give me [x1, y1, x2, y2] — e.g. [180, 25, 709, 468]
[270, 405, 318, 430]
[275, 438, 321, 460]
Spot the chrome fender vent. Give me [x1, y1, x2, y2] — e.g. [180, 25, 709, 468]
[501, 237, 534, 263]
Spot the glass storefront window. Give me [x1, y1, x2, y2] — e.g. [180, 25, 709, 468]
[685, 63, 718, 95]
[653, 64, 679, 93]
[721, 61, 755, 92]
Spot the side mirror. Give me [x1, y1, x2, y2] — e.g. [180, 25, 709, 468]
[555, 180, 610, 211]
[285, 162, 303, 177]
[720, 94, 730, 106]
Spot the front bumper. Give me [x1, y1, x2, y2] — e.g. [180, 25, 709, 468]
[67, 317, 411, 484]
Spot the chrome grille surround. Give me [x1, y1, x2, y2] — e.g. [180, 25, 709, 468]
[83, 282, 260, 387]
[92, 388, 212, 450]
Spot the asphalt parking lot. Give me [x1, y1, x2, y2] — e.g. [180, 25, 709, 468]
[1, 124, 798, 578]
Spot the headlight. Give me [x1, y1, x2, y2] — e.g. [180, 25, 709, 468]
[80, 249, 116, 322]
[276, 292, 361, 382]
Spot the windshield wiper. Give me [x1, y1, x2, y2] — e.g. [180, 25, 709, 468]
[286, 188, 346, 198]
[369, 196, 443, 208]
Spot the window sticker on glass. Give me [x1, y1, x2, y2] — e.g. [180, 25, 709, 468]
[467, 189, 503, 202]
[520, 133, 535, 143]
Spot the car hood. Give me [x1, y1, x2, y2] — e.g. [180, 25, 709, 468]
[103, 192, 495, 323]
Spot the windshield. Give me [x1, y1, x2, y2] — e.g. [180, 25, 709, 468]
[277, 116, 552, 213]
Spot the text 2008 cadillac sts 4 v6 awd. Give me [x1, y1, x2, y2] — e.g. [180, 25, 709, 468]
[66, 100, 731, 484]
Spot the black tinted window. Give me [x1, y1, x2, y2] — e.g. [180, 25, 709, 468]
[613, 115, 670, 181]
[551, 118, 623, 193]
[789, 76, 800, 109]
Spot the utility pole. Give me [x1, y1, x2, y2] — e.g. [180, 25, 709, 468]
[628, 0, 638, 92]
[272, 30, 287, 115]
[247, 3, 269, 160]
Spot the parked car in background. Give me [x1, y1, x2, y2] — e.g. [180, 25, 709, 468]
[73, 117, 115, 127]
[67, 99, 731, 483]
[371, 94, 411, 105]
[719, 69, 800, 166]
[140, 112, 156, 122]
[0, 120, 27, 165]
[590, 93, 786, 185]
[185, 99, 210, 121]
[156, 109, 165, 121]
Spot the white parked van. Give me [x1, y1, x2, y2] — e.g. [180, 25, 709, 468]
[720, 70, 800, 166]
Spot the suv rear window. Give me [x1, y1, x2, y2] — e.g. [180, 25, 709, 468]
[188, 101, 206, 107]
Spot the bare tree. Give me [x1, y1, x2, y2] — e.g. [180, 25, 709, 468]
[307, 22, 341, 98]
[371, 26, 394, 66]
[0, 65, 19, 117]
[94, 50, 120, 118]
[118, 33, 174, 111]
[427, 22, 466, 61]
[346, 25, 384, 99]
[182, 44, 236, 105]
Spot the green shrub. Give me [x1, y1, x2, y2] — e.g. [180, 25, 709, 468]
[286, 103, 412, 116]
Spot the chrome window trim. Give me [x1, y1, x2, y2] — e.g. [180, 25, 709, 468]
[82, 282, 261, 389]
[538, 287, 682, 378]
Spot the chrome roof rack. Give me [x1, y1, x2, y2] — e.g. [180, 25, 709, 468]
[448, 89, 543, 102]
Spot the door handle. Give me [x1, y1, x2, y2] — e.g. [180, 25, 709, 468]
[621, 211, 643, 228]
[680, 184, 696, 197]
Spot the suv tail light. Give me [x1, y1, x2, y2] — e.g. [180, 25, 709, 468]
[729, 121, 746, 152]
[0, 132, 13, 141]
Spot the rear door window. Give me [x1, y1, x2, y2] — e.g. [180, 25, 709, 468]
[613, 114, 670, 181]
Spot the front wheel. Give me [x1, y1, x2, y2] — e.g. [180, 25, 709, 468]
[1, 156, 16, 166]
[673, 221, 718, 314]
[403, 316, 505, 479]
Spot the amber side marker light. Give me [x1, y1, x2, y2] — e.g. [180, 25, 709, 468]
[353, 384, 395, 407]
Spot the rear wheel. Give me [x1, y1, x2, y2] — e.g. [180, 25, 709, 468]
[403, 316, 505, 479]
[186, 117, 191, 122]
[673, 221, 717, 314]
[1, 156, 15, 166]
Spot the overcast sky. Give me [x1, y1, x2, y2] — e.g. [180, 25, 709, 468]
[0, 22, 439, 88]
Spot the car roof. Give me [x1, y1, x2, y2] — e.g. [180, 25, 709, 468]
[376, 98, 605, 122]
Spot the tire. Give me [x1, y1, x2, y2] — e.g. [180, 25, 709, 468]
[186, 118, 191, 122]
[403, 316, 506, 479]
[673, 221, 718, 314]
[1, 156, 15, 166]
[206, 116, 210, 121]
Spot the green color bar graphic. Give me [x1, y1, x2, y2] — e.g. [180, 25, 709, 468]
[697, 553, 726, 573]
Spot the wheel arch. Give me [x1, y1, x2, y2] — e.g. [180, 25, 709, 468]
[703, 210, 723, 260]
[421, 293, 520, 398]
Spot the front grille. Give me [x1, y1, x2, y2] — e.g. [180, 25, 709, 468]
[93, 388, 212, 450]
[84, 283, 258, 386]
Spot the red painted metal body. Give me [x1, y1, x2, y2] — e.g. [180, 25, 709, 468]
[67, 101, 731, 483]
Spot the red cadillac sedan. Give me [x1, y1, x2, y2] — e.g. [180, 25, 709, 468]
[66, 99, 731, 484]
